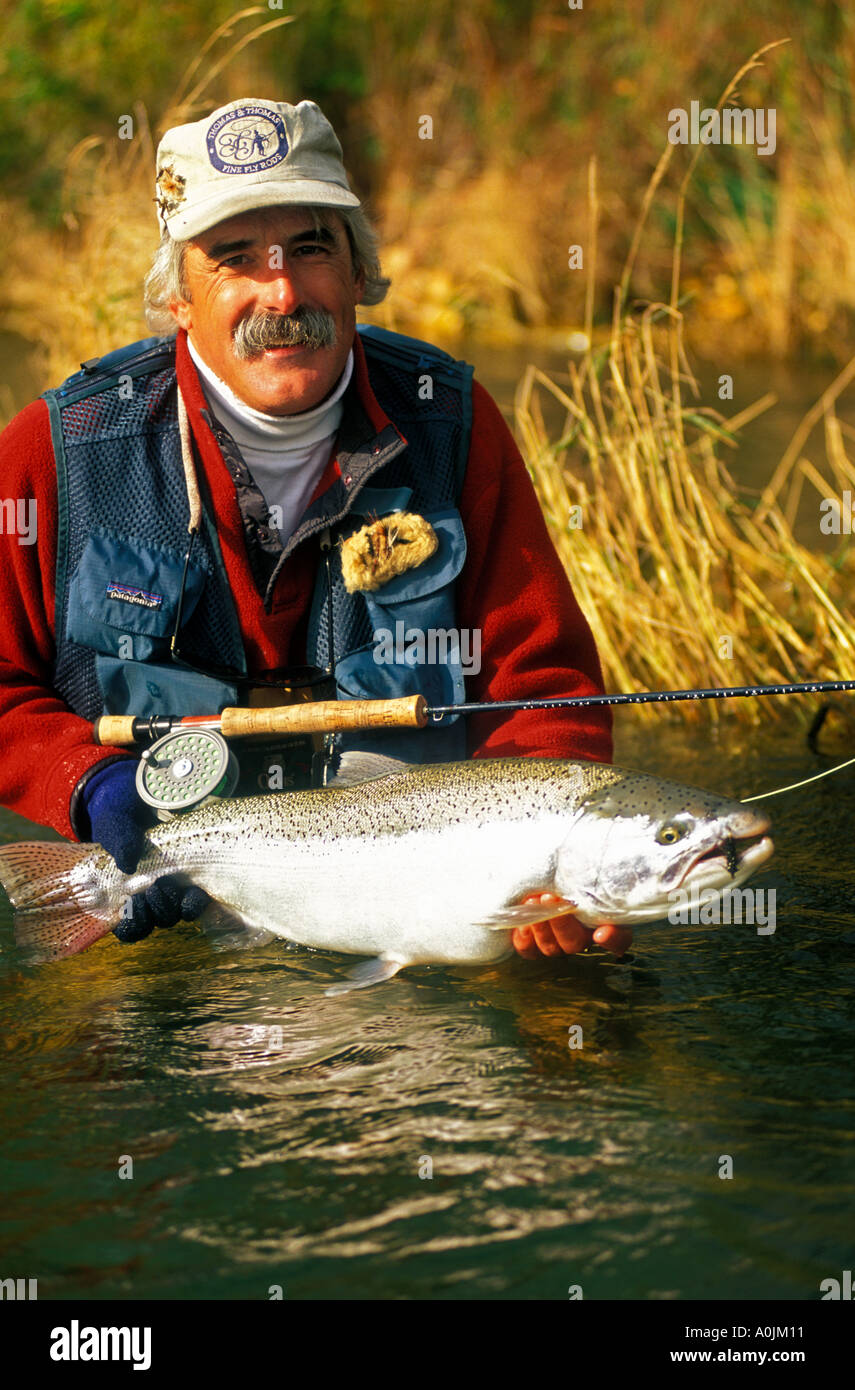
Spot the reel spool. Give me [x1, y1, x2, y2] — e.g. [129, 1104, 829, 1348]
[136, 728, 240, 817]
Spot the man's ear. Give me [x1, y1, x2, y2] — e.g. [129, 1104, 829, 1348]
[353, 265, 366, 306]
[169, 298, 193, 332]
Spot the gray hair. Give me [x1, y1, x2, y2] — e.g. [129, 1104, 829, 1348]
[143, 204, 390, 335]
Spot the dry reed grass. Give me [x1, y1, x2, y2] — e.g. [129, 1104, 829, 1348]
[522, 44, 855, 720]
[520, 312, 855, 723]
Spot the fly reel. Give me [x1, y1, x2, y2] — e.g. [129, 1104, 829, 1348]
[136, 728, 240, 817]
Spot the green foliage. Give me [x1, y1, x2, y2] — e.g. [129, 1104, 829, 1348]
[0, 0, 806, 220]
[0, 0, 240, 215]
[2, 0, 855, 358]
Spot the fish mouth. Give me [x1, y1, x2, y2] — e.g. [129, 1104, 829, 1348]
[680, 825, 774, 889]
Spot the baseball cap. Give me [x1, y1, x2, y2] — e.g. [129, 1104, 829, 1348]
[155, 98, 361, 240]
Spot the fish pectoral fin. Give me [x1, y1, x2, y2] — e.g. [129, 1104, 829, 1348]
[325, 956, 405, 997]
[476, 895, 580, 930]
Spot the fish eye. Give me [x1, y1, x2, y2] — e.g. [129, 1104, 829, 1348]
[656, 822, 687, 844]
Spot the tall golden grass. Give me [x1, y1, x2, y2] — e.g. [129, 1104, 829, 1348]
[520, 309, 855, 722]
[521, 43, 855, 720]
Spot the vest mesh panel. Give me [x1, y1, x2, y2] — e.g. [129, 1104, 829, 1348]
[54, 363, 243, 719]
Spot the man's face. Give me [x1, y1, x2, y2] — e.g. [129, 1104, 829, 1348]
[169, 205, 365, 415]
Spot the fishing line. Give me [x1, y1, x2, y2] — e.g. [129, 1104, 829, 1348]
[741, 754, 855, 802]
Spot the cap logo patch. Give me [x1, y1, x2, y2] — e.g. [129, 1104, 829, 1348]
[206, 105, 289, 175]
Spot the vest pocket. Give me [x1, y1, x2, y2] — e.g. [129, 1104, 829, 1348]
[335, 508, 468, 720]
[351, 484, 413, 518]
[66, 530, 206, 661]
[361, 508, 466, 604]
[95, 655, 237, 718]
[335, 637, 464, 709]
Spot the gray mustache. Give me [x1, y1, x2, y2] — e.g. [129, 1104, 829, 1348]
[232, 308, 336, 358]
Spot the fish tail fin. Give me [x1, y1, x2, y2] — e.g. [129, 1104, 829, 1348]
[0, 841, 119, 961]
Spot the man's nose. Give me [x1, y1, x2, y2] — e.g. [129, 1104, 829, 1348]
[261, 265, 302, 315]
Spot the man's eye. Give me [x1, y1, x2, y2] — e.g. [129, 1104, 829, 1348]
[296, 243, 329, 256]
[221, 254, 249, 267]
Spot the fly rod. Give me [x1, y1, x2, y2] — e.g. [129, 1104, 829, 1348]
[92, 678, 855, 747]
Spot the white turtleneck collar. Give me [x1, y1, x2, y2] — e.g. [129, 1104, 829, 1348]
[187, 335, 354, 454]
[186, 336, 354, 542]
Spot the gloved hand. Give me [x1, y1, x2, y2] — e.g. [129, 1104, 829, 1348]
[79, 759, 155, 874]
[114, 873, 210, 944]
[79, 760, 209, 943]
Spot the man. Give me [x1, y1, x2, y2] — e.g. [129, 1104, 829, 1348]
[0, 98, 630, 960]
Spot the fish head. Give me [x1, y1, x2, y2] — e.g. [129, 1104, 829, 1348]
[553, 770, 774, 926]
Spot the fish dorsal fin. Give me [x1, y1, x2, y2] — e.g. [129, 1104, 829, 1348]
[324, 751, 413, 789]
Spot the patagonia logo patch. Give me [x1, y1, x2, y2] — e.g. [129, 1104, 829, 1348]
[106, 581, 164, 611]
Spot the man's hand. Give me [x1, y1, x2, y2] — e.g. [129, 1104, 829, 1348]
[511, 892, 633, 959]
[79, 760, 209, 942]
[79, 759, 156, 874]
[114, 874, 210, 944]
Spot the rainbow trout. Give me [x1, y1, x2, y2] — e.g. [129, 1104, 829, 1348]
[0, 755, 773, 993]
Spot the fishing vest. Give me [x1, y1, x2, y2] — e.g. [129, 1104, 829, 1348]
[44, 326, 474, 783]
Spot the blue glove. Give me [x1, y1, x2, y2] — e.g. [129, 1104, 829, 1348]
[79, 760, 154, 874]
[79, 760, 209, 943]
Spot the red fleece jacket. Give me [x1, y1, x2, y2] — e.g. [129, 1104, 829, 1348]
[0, 329, 611, 838]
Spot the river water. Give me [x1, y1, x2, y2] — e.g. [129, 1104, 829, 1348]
[1, 715, 852, 1301]
[0, 331, 853, 1300]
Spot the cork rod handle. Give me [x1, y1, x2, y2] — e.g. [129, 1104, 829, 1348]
[93, 696, 430, 746]
[93, 715, 138, 746]
[220, 695, 428, 738]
